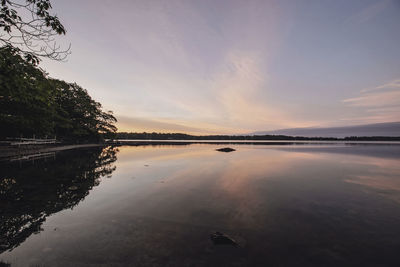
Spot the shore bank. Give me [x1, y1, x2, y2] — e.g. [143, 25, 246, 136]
[0, 144, 105, 161]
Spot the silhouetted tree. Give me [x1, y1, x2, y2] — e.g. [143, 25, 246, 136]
[0, 46, 117, 140]
[0, 45, 55, 137]
[0, 0, 69, 64]
[53, 81, 117, 141]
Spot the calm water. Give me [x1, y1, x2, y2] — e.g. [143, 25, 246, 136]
[1, 144, 400, 266]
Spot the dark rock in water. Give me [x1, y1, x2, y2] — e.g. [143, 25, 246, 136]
[210, 231, 239, 247]
[216, 147, 236, 152]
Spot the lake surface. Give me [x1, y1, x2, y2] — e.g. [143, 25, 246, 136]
[1, 143, 400, 266]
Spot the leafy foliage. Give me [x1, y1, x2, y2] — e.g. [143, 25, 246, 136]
[0, 46, 117, 141]
[53, 81, 117, 141]
[0, 0, 69, 64]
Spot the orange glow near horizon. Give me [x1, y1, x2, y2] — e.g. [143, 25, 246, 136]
[115, 115, 315, 135]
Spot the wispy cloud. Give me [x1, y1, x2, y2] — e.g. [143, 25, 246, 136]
[343, 91, 400, 107]
[360, 79, 400, 93]
[41, 0, 400, 133]
[212, 50, 296, 130]
[342, 78, 400, 123]
[345, 0, 391, 25]
[115, 51, 306, 134]
[116, 115, 238, 135]
[375, 79, 400, 90]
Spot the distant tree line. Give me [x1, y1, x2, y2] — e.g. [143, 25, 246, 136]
[113, 132, 400, 141]
[0, 46, 117, 142]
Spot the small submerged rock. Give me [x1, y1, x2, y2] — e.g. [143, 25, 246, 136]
[68, 186, 78, 191]
[210, 231, 239, 247]
[216, 147, 236, 152]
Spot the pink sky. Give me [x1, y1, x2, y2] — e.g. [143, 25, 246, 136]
[42, 0, 400, 134]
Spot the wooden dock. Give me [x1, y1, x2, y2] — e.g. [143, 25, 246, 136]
[5, 137, 58, 146]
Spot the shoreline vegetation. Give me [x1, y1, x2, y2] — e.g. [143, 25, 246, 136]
[0, 47, 117, 143]
[112, 132, 400, 141]
[2, 133, 399, 161]
[1, 1, 117, 152]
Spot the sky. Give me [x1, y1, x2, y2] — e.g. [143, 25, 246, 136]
[41, 0, 400, 134]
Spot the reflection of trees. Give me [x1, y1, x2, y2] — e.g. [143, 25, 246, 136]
[0, 146, 118, 254]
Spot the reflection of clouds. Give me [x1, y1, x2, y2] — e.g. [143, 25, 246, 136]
[111, 145, 327, 228]
[115, 145, 220, 172]
[342, 156, 400, 171]
[112, 145, 400, 229]
[217, 150, 320, 192]
[141, 147, 217, 162]
[217, 151, 316, 195]
[113, 144, 224, 189]
[215, 150, 322, 228]
[346, 175, 400, 191]
[344, 156, 400, 203]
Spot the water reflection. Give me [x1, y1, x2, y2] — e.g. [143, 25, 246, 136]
[0, 146, 118, 254]
[1, 144, 400, 266]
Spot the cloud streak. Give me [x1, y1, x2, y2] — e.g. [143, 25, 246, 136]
[345, 0, 391, 25]
[343, 79, 400, 123]
[212, 51, 297, 129]
[41, 0, 400, 133]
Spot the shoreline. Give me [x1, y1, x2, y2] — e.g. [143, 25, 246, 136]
[2, 140, 400, 161]
[107, 139, 400, 145]
[0, 144, 105, 161]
